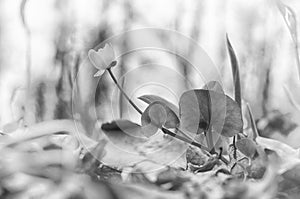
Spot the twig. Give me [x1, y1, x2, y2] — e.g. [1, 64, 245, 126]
[232, 135, 237, 160]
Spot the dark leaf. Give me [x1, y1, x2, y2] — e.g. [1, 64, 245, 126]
[101, 119, 141, 131]
[142, 103, 167, 128]
[141, 101, 180, 137]
[236, 138, 257, 158]
[179, 90, 210, 134]
[179, 89, 243, 137]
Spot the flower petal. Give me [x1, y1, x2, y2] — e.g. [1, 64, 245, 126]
[100, 44, 115, 67]
[88, 49, 106, 69]
[106, 43, 115, 61]
[94, 70, 105, 77]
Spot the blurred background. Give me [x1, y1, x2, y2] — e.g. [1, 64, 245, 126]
[1, 0, 300, 146]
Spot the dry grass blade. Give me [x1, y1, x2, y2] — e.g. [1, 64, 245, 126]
[226, 34, 242, 160]
[246, 103, 259, 140]
[226, 34, 242, 108]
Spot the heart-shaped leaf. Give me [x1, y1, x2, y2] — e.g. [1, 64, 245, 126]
[142, 103, 167, 128]
[202, 81, 224, 93]
[236, 138, 257, 158]
[141, 102, 180, 137]
[138, 95, 179, 116]
[179, 89, 242, 137]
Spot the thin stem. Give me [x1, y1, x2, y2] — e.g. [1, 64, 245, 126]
[233, 136, 237, 160]
[206, 130, 215, 153]
[119, 77, 126, 118]
[107, 67, 229, 164]
[161, 128, 209, 151]
[218, 147, 223, 159]
[162, 128, 228, 164]
[107, 68, 142, 115]
[175, 127, 194, 140]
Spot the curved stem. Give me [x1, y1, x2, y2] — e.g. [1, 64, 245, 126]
[107, 68, 142, 115]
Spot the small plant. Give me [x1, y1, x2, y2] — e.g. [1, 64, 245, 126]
[1, 33, 299, 199]
[89, 39, 244, 165]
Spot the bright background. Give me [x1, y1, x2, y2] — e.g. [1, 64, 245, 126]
[1, 0, 300, 145]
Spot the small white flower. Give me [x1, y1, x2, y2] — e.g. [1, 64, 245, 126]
[88, 43, 116, 77]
